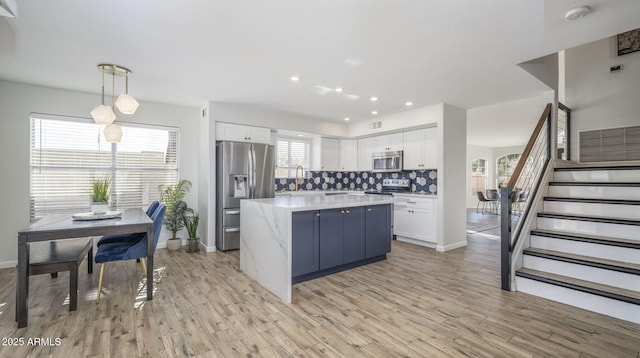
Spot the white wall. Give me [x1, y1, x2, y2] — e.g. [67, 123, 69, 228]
[0, 80, 200, 267]
[210, 102, 348, 138]
[565, 36, 640, 161]
[348, 104, 440, 138]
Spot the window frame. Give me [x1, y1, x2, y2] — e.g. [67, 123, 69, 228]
[471, 158, 487, 195]
[275, 136, 310, 178]
[29, 113, 179, 221]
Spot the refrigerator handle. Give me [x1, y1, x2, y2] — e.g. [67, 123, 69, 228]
[249, 144, 256, 198]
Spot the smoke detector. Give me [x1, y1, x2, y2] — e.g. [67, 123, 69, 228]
[0, 0, 17, 18]
[565, 6, 590, 21]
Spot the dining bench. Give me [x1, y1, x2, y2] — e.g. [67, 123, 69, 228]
[25, 238, 93, 312]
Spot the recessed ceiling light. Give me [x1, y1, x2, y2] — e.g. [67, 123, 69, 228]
[297, 134, 304, 137]
[290, 76, 300, 82]
[344, 117, 350, 121]
[565, 6, 590, 21]
[344, 58, 363, 67]
[335, 87, 343, 93]
[344, 94, 359, 101]
[370, 97, 378, 102]
[405, 101, 413, 107]
[371, 111, 378, 115]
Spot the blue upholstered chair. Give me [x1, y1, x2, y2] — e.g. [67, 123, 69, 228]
[96, 201, 160, 247]
[95, 204, 166, 303]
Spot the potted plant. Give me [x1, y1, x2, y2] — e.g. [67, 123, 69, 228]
[91, 178, 110, 214]
[158, 179, 192, 251]
[184, 208, 200, 253]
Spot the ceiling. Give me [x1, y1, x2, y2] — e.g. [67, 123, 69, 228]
[0, 1, 639, 123]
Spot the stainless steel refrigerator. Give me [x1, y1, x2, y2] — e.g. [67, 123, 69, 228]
[216, 141, 275, 251]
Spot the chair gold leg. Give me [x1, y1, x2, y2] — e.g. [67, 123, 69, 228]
[140, 257, 147, 277]
[97, 263, 106, 304]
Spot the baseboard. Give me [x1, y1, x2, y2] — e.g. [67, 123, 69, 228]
[395, 236, 436, 249]
[437, 240, 468, 252]
[203, 244, 216, 252]
[0, 260, 17, 269]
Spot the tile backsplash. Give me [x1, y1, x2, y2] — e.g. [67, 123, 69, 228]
[275, 170, 437, 194]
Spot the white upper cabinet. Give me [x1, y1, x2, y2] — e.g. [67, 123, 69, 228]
[215, 122, 273, 144]
[357, 137, 375, 171]
[339, 139, 358, 171]
[373, 132, 404, 152]
[403, 127, 437, 170]
[312, 138, 340, 171]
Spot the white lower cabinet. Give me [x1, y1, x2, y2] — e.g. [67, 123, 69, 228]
[393, 195, 436, 246]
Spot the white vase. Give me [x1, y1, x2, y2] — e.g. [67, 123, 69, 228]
[91, 202, 109, 214]
[167, 238, 182, 251]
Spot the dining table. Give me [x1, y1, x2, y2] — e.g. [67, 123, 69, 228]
[16, 208, 154, 328]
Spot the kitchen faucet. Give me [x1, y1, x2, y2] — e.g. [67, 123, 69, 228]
[295, 165, 304, 191]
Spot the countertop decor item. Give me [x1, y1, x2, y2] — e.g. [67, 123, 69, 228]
[90, 178, 111, 214]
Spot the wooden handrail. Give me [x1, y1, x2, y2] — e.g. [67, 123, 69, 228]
[558, 102, 571, 113]
[507, 103, 552, 189]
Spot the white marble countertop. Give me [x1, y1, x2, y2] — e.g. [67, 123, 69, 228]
[245, 194, 404, 211]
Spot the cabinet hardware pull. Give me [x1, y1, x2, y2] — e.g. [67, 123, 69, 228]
[340, 210, 345, 214]
[224, 228, 240, 233]
[226, 210, 240, 215]
[315, 212, 320, 217]
[346, 210, 350, 214]
[407, 201, 417, 204]
[367, 208, 372, 212]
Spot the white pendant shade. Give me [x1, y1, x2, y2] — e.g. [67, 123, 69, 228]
[115, 93, 139, 114]
[90, 104, 116, 125]
[104, 123, 123, 142]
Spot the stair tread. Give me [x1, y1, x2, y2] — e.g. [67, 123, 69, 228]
[531, 229, 640, 248]
[544, 196, 640, 205]
[549, 181, 640, 186]
[554, 165, 640, 171]
[538, 212, 640, 225]
[516, 268, 640, 300]
[523, 247, 640, 272]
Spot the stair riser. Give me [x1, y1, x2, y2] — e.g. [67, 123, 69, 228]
[548, 185, 640, 200]
[530, 235, 639, 264]
[536, 217, 640, 241]
[522, 255, 639, 291]
[515, 277, 640, 324]
[554, 169, 640, 183]
[543, 201, 640, 220]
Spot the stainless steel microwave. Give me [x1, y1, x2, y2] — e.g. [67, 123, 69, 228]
[372, 151, 403, 172]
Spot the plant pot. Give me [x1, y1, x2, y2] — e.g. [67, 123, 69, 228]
[91, 201, 109, 215]
[186, 239, 200, 253]
[166, 238, 182, 251]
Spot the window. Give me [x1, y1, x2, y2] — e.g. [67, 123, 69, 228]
[471, 159, 487, 195]
[276, 138, 309, 178]
[30, 114, 179, 220]
[496, 153, 521, 188]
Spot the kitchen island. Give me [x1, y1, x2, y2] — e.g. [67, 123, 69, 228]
[240, 194, 403, 303]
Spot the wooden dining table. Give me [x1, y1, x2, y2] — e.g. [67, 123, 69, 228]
[16, 208, 154, 328]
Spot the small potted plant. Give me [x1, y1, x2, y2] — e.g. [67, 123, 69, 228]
[91, 178, 110, 214]
[158, 179, 192, 251]
[184, 208, 200, 253]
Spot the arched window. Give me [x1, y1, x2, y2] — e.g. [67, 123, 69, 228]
[471, 159, 487, 195]
[496, 153, 521, 188]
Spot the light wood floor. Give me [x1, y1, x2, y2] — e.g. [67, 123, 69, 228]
[1, 233, 638, 357]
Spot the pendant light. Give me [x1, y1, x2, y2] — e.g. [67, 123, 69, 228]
[90, 67, 116, 125]
[115, 69, 139, 114]
[90, 64, 139, 142]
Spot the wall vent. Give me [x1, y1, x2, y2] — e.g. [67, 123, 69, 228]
[369, 121, 382, 130]
[579, 125, 640, 162]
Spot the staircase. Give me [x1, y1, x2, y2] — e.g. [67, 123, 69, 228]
[514, 164, 640, 324]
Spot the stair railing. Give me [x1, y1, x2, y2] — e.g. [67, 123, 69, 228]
[500, 103, 552, 290]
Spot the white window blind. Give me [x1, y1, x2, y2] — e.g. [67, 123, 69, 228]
[471, 158, 487, 195]
[276, 138, 309, 178]
[30, 115, 179, 221]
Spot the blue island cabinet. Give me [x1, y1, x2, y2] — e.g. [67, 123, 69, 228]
[291, 211, 320, 277]
[292, 204, 391, 283]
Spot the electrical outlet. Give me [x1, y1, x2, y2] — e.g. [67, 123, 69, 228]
[610, 65, 623, 72]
